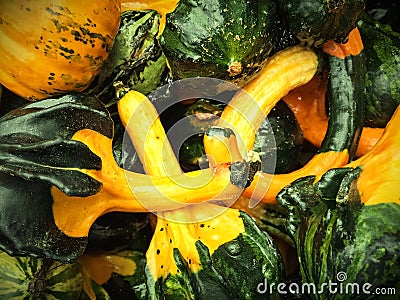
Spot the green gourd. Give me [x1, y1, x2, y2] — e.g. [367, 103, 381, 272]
[160, 0, 278, 88]
[275, 0, 366, 46]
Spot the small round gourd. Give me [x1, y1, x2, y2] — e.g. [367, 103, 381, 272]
[0, 0, 121, 100]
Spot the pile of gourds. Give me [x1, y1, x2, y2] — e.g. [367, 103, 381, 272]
[0, 0, 399, 299]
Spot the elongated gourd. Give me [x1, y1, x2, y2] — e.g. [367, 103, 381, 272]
[203, 45, 337, 204]
[0, 91, 249, 262]
[282, 71, 383, 156]
[118, 89, 284, 299]
[219, 35, 365, 204]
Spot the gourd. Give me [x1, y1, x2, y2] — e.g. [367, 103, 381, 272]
[282, 16, 400, 154]
[277, 169, 400, 299]
[282, 71, 383, 157]
[0, 93, 113, 262]
[160, 0, 278, 88]
[179, 98, 304, 174]
[0, 250, 83, 299]
[253, 100, 304, 174]
[275, 0, 366, 46]
[87, 9, 170, 104]
[277, 111, 400, 299]
[277, 105, 400, 299]
[357, 13, 400, 127]
[203, 43, 364, 203]
[0, 90, 251, 262]
[0, 0, 121, 100]
[145, 207, 284, 300]
[345, 106, 400, 205]
[118, 96, 284, 300]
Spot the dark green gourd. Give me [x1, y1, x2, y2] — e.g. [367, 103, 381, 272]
[0, 93, 113, 263]
[276, 0, 366, 46]
[277, 167, 400, 300]
[160, 0, 278, 88]
[87, 10, 170, 104]
[358, 13, 400, 127]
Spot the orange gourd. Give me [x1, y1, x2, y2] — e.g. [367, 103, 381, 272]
[0, 0, 121, 100]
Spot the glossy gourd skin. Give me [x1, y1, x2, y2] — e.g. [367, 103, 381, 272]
[358, 13, 400, 127]
[277, 106, 400, 298]
[0, 93, 113, 262]
[160, 0, 278, 88]
[0, 0, 121, 100]
[277, 168, 400, 300]
[321, 49, 366, 159]
[276, 0, 366, 46]
[253, 100, 304, 174]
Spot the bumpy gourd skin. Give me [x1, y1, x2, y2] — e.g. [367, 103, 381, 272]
[358, 13, 400, 127]
[278, 168, 400, 300]
[160, 0, 278, 88]
[276, 0, 366, 46]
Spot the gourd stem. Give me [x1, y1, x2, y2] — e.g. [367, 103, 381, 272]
[209, 45, 319, 157]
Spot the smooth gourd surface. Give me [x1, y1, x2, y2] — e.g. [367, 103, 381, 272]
[0, 0, 121, 100]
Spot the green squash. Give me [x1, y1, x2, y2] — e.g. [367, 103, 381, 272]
[321, 44, 366, 160]
[87, 10, 170, 104]
[0, 93, 113, 262]
[0, 250, 82, 299]
[145, 206, 285, 299]
[253, 100, 304, 174]
[160, 0, 278, 88]
[277, 167, 400, 299]
[358, 13, 400, 127]
[276, 0, 366, 46]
